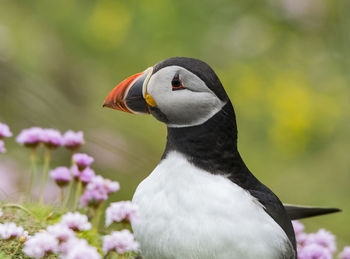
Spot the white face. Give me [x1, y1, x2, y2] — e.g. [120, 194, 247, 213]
[145, 66, 226, 127]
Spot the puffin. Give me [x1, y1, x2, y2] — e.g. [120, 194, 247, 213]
[103, 57, 339, 259]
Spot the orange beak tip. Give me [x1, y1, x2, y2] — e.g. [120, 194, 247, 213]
[102, 102, 115, 109]
[104, 69, 151, 114]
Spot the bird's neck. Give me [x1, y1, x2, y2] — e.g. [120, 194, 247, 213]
[163, 102, 249, 177]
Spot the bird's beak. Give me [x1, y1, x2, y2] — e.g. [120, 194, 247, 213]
[103, 67, 153, 114]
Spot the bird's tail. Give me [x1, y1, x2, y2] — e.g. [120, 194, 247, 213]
[283, 204, 341, 220]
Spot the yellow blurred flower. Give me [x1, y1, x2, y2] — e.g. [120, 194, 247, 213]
[89, 1, 131, 48]
[267, 72, 340, 155]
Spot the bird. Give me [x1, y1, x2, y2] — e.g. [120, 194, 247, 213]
[103, 57, 340, 259]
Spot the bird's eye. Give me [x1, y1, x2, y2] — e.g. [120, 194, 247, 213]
[172, 73, 184, 91]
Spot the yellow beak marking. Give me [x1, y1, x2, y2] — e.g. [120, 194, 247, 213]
[145, 94, 157, 107]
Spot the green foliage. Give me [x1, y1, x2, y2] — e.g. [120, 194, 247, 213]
[77, 229, 102, 253]
[0, 251, 11, 259]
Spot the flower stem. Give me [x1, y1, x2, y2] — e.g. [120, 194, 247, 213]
[2, 203, 34, 216]
[92, 203, 103, 231]
[71, 150, 76, 164]
[60, 187, 65, 204]
[39, 148, 51, 203]
[29, 148, 37, 202]
[64, 153, 76, 209]
[73, 179, 82, 210]
[11, 241, 22, 257]
[64, 180, 73, 209]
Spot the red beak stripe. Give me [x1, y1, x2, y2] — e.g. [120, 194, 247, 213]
[103, 72, 144, 113]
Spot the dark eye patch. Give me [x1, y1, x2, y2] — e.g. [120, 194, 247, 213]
[172, 72, 184, 91]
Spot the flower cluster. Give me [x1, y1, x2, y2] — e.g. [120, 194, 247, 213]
[47, 224, 75, 242]
[80, 175, 120, 208]
[60, 212, 91, 232]
[106, 201, 138, 226]
[73, 153, 94, 170]
[293, 220, 349, 259]
[102, 229, 139, 254]
[340, 247, 350, 259]
[47, 150, 119, 218]
[0, 122, 12, 153]
[71, 165, 96, 183]
[23, 231, 59, 258]
[1, 126, 140, 258]
[41, 129, 63, 149]
[0, 122, 12, 139]
[16, 127, 84, 150]
[61, 237, 100, 259]
[50, 167, 72, 187]
[68, 153, 96, 192]
[16, 127, 44, 148]
[0, 222, 24, 240]
[80, 167, 96, 185]
[62, 130, 84, 151]
[23, 211, 99, 258]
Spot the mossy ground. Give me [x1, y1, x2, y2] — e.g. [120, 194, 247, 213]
[0, 203, 137, 259]
[0, 203, 59, 258]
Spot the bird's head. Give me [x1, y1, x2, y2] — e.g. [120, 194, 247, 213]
[103, 57, 229, 127]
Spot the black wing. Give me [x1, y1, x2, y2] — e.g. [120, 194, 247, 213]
[284, 204, 341, 220]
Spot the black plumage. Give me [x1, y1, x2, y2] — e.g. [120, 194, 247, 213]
[284, 205, 341, 220]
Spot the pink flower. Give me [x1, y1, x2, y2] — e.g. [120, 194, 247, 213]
[59, 236, 87, 255]
[292, 220, 305, 236]
[0, 140, 5, 153]
[0, 222, 24, 240]
[41, 128, 63, 149]
[80, 175, 119, 207]
[296, 232, 309, 247]
[62, 237, 101, 259]
[63, 130, 84, 151]
[80, 188, 108, 207]
[16, 127, 44, 148]
[340, 246, 350, 259]
[0, 122, 12, 139]
[71, 165, 96, 184]
[105, 180, 120, 193]
[298, 243, 332, 259]
[88, 175, 120, 194]
[50, 167, 72, 187]
[73, 153, 94, 170]
[80, 167, 95, 185]
[23, 231, 59, 258]
[106, 201, 138, 226]
[47, 224, 75, 243]
[60, 212, 91, 231]
[304, 229, 336, 253]
[0, 208, 3, 218]
[71, 165, 80, 180]
[102, 230, 139, 254]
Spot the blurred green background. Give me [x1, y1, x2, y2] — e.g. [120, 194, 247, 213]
[0, 0, 349, 245]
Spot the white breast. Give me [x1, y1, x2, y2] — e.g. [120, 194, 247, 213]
[132, 151, 292, 259]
